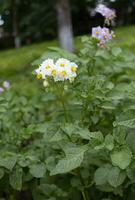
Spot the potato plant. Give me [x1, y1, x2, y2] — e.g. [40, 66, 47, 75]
[0, 34, 135, 200]
[1, 4, 135, 200]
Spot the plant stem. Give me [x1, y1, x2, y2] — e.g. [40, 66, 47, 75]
[82, 191, 87, 200]
[61, 97, 68, 122]
[78, 170, 90, 200]
[56, 83, 68, 122]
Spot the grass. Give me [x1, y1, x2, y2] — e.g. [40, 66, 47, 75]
[0, 25, 135, 82]
[0, 40, 58, 77]
[115, 26, 135, 50]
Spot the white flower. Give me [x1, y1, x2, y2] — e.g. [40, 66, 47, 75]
[54, 60, 78, 82]
[55, 58, 70, 68]
[35, 68, 42, 79]
[35, 59, 55, 79]
[70, 62, 78, 72]
[69, 62, 78, 78]
[35, 58, 78, 83]
[3, 81, 10, 89]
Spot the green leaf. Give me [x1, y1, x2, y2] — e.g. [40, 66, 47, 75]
[70, 177, 81, 188]
[61, 123, 75, 137]
[62, 123, 92, 140]
[89, 132, 104, 150]
[108, 167, 126, 187]
[33, 184, 67, 200]
[35, 123, 54, 133]
[112, 47, 122, 57]
[18, 156, 30, 167]
[95, 164, 126, 188]
[0, 168, 4, 179]
[45, 156, 56, 171]
[30, 163, 46, 178]
[94, 164, 112, 185]
[0, 154, 17, 171]
[126, 132, 135, 154]
[97, 184, 114, 192]
[77, 129, 93, 140]
[101, 102, 116, 110]
[90, 132, 104, 142]
[49, 130, 66, 142]
[111, 148, 132, 169]
[127, 168, 135, 181]
[95, 49, 110, 59]
[104, 134, 114, 151]
[48, 47, 79, 61]
[80, 168, 90, 179]
[114, 119, 135, 128]
[9, 166, 22, 190]
[113, 127, 126, 145]
[50, 145, 88, 175]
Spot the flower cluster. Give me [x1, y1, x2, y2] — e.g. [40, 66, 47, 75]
[0, 81, 10, 94]
[35, 58, 78, 83]
[92, 26, 114, 47]
[95, 4, 116, 25]
[92, 4, 116, 47]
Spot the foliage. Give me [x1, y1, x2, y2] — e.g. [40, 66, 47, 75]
[1, 32, 135, 200]
[1, 0, 135, 48]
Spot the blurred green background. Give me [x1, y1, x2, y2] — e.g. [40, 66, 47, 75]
[0, 0, 135, 90]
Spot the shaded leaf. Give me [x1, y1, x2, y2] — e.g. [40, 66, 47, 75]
[108, 167, 126, 187]
[111, 148, 132, 169]
[50, 145, 88, 175]
[0, 154, 17, 171]
[9, 166, 22, 190]
[30, 163, 46, 178]
[94, 164, 112, 185]
[114, 119, 135, 128]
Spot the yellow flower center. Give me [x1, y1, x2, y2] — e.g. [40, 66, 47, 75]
[45, 65, 50, 69]
[51, 69, 57, 76]
[96, 31, 100, 35]
[71, 66, 77, 72]
[60, 63, 65, 67]
[104, 35, 108, 39]
[61, 71, 67, 77]
[36, 74, 42, 79]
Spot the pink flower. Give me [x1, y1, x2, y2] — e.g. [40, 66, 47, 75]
[92, 26, 114, 47]
[95, 4, 116, 25]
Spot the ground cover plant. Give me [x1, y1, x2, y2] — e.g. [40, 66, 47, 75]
[1, 4, 135, 200]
